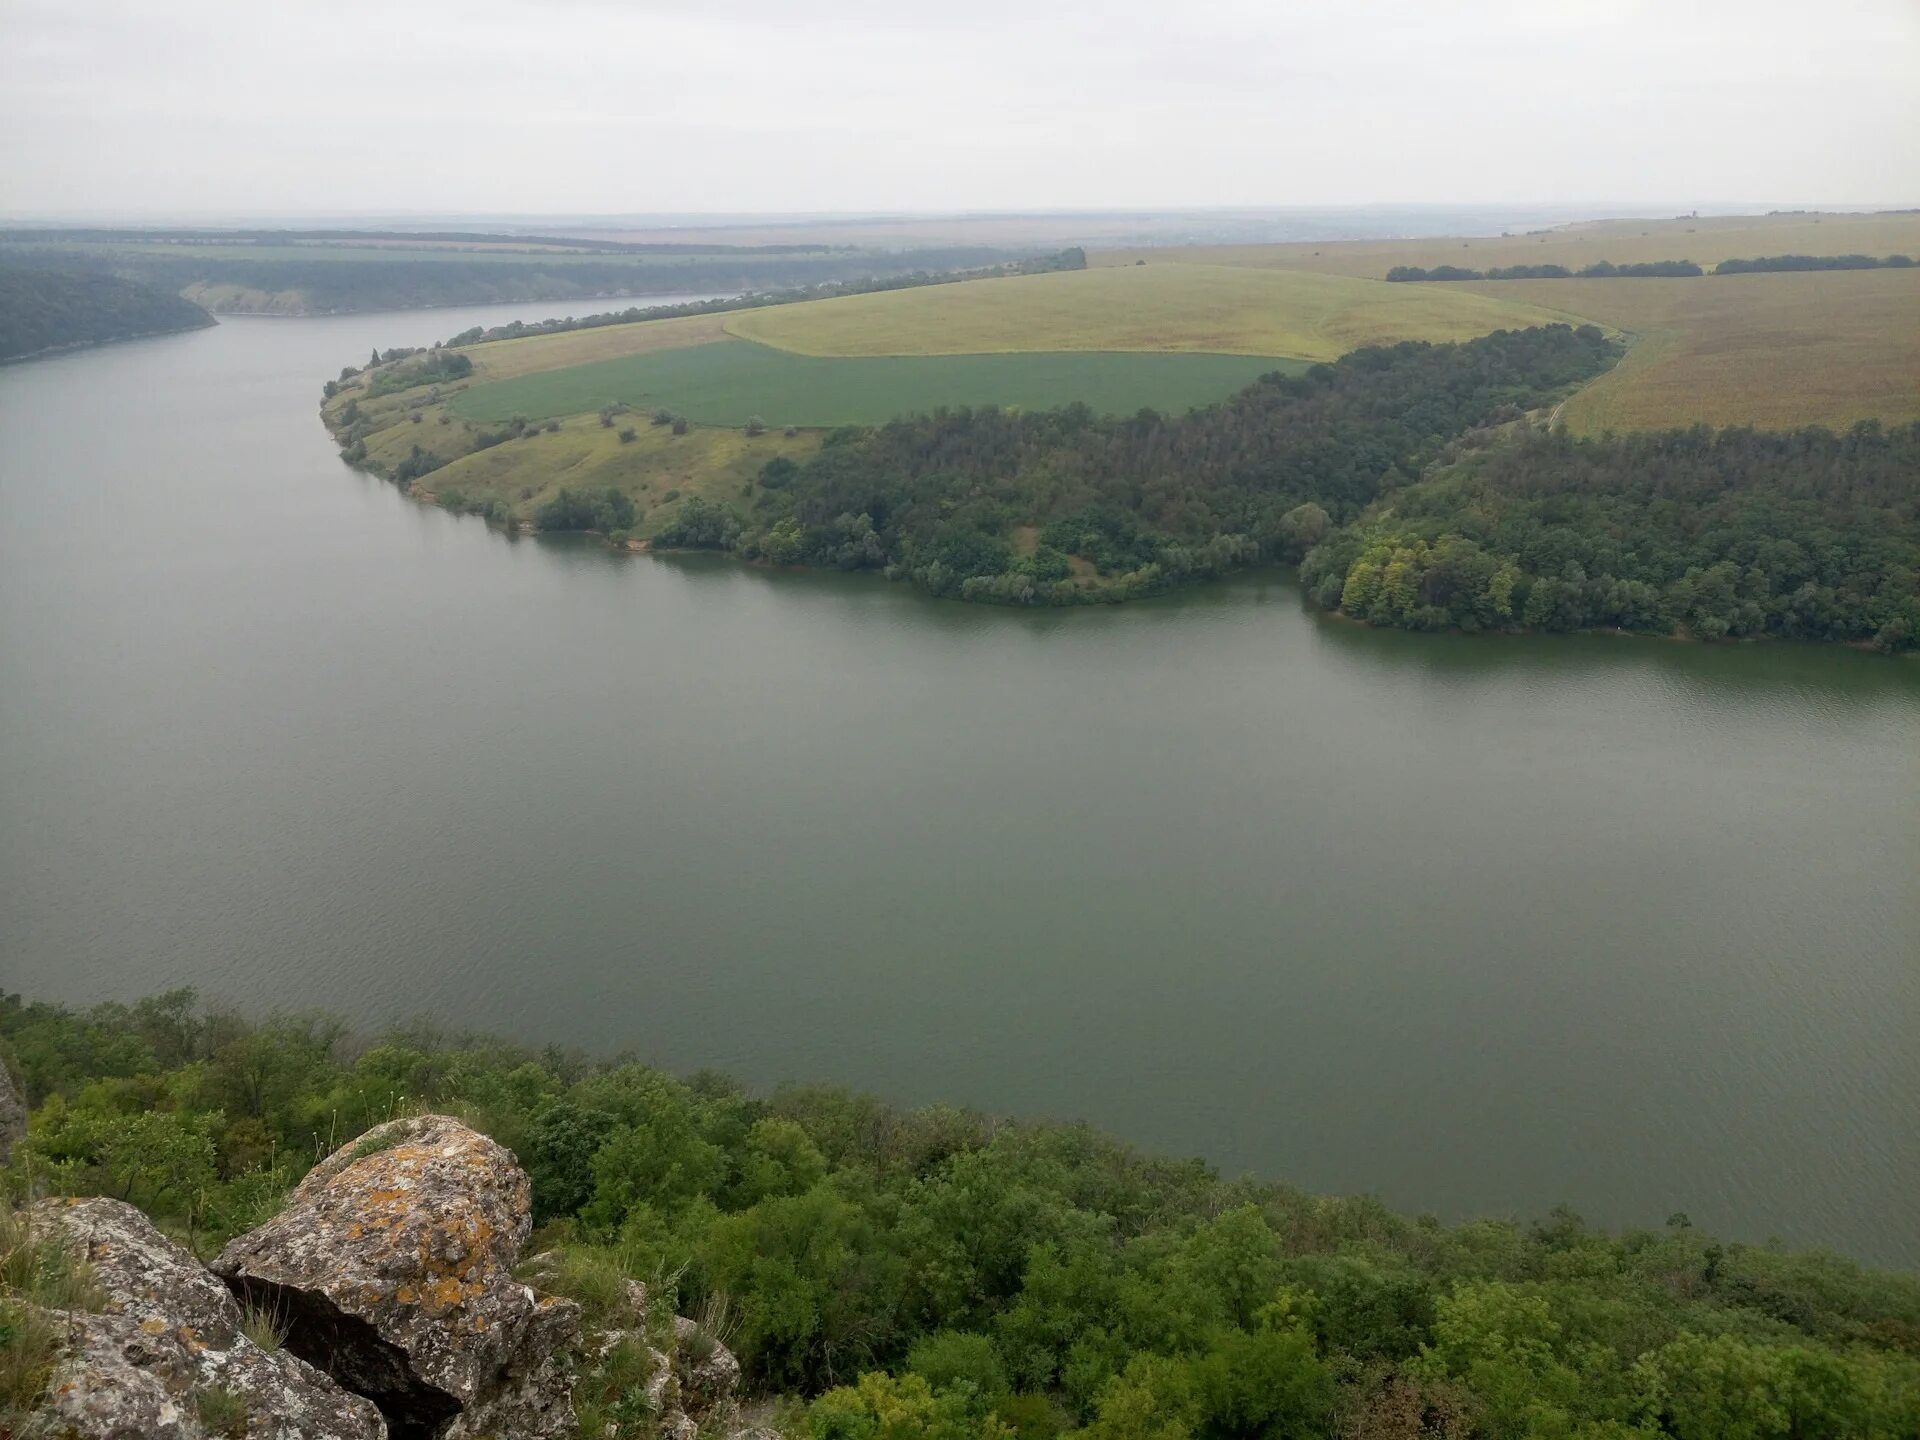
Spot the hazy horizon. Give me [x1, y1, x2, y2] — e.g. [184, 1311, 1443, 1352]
[2, 201, 1916, 228]
[4, 0, 1915, 216]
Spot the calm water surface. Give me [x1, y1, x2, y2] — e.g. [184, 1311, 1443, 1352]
[2, 304, 1916, 1267]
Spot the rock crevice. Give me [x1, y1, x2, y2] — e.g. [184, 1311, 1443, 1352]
[23, 1113, 759, 1440]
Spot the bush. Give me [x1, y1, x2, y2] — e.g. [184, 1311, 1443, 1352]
[907, 1330, 1009, 1404]
[671, 417, 690, 436]
[535, 487, 637, 533]
[759, 456, 800, 490]
[744, 416, 767, 437]
[618, 427, 636, 443]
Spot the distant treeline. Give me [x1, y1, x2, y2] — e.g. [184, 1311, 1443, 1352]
[1715, 252, 1915, 273]
[438, 248, 1089, 348]
[0, 243, 1061, 315]
[1389, 254, 1918, 282]
[0, 265, 214, 362]
[1388, 260, 1703, 281]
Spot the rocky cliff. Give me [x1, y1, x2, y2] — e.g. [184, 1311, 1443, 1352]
[12, 1115, 761, 1440]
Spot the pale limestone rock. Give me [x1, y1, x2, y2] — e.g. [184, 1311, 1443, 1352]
[32, 1196, 386, 1440]
[212, 1115, 575, 1440]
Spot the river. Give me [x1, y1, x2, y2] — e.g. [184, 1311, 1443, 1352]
[1, 301, 1915, 1268]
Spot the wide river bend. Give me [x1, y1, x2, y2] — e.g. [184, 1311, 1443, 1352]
[2, 301, 1915, 1267]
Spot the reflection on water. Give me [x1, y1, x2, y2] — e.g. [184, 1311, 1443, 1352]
[2, 302, 1916, 1269]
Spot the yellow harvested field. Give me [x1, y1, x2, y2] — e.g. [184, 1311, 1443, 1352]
[1458, 269, 1920, 434]
[1097, 211, 1920, 279]
[464, 312, 733, 381]
[723, 263, 1571, 362]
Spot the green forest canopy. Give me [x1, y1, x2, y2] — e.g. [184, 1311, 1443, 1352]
[637, 325, 1919, 649]
[0, 265, 213, 361]
[3, 990, 1917, 1439]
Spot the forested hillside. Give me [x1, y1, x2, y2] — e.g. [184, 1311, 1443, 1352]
[1301, 424, 1920, 650]
[642, 325, 1919, 648]
[4, 990, 1917, 1438]
[0, 265, 213, 361]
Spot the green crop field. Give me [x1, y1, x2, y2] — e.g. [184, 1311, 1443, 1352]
[726, 262, 1570, 361]
[447, 338, 1305, 428]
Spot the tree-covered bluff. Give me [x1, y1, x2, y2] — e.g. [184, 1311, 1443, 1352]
[4, 989, 1919, 1439]
[0, 265, 214, 362]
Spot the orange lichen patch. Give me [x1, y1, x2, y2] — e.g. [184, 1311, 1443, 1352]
[425, 1277, 469, 1313]
[140, 1317, 169, 1334]
[179, 1325, 208, 1353]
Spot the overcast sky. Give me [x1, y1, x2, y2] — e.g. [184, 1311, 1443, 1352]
[3, 0, 1916, 218]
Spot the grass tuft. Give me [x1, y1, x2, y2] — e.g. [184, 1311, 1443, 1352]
[239, 1295, 288, 1352]
[1, 1206, 106, 1432]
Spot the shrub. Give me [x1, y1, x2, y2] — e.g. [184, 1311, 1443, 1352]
[671, 417, 690, 436]
[759, 456, 800, 490]
[535, 487, 637, 533]
[618, 427, 637, 443]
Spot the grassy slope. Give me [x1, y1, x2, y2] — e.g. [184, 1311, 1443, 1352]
[726, 262, 1568, 360]
[448, 340, 1303, 428]
[1099, 214, 1920, 433]
[347, 387, 819, 541]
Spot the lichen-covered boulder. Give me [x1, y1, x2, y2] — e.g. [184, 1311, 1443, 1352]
[443, 1291, 578, 1440]
[0, 1059, 25, 1166]
[211, 1115, 575, 1440]
[32, 1196, 386, 1440]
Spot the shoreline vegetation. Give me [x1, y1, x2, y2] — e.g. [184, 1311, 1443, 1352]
[6, 987, 1919, 1438]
